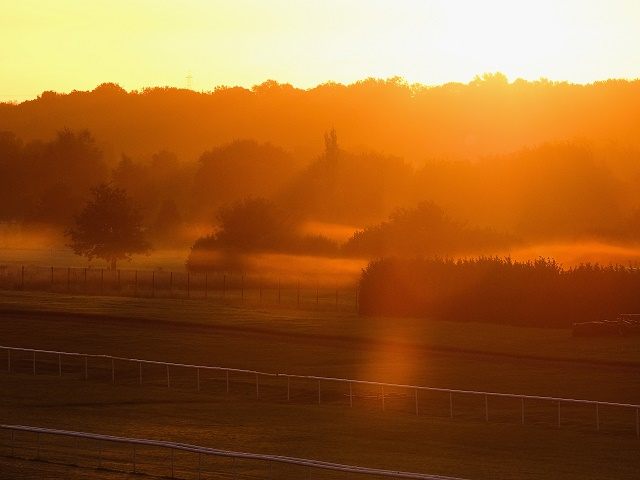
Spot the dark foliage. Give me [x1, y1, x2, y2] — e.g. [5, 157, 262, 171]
[66, 184, 151, 269]
[358, 257, 640, 327]
[343, 202, 516, 257]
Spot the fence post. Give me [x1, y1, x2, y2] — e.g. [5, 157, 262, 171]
[134, 271, 138, 296]
[297, 281, 300, 308]
[10, 430, 14, 457]
[204, 273, 208, 299]
[117, 269, 121, 291]
[335, 288, 338, 310]
[318, 380, 321, 405]
[259, 279, 262, 304]
[187, 272, 190, 298]
[171, 448, 175, 478]
[349, 382, 353, 407]
[50, 266, 54, 289]
[32, 351, 36, 375]
[139, 362, 142, 385]
[381, 385, 385, 411]
[133, 444, 137, 473]
[58, 353, 62, 377]
[449, 392, 454, 418]
[355, 286, 359, 312]
[484, 395, 489, 422]
[7, 349, 10, 373]
[21, 265, 24, 290]
[111, 358, 115, 384]
[415, 388, 419, 415]
[223, 274, 226, 299]
[84, 356, 88, 380]
[316, 285, 319, 306]
[83, 267, 87, 291]
[170, 272, 173, 295]
[636, 408, 639, 438]
[100, 268, 104, 294]
[557, 401, 561, 427]
[36, 432, 40, 460]
[521, 397, 525, 425]
[277, 279, 281, 305]
[287, 377, 290, 401]
[226, 370, 230, 393]
[241, 275, 244, 303]
[596, 403, 600, 431]
[166, 365, 170, 388]
[256, 373, 259, 399]
[67, 267, 70, 291]
[152, 271, 156, 297]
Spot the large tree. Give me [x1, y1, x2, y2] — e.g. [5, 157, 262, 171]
[66, 184, 150, 269]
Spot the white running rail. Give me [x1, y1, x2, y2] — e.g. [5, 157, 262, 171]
[0, 424, 466, 479]
[2, 345, 639, 436]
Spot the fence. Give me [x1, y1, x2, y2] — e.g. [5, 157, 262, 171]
[2, 345, 639, 439]
[0, 424, 466, 480]
[0, 264, 358, 312]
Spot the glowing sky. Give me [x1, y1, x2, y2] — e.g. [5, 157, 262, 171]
[2, 0, 640, 102]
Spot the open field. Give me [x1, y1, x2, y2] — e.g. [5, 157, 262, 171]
[1, 375, 639, 480]
[1, 290, 639, 479]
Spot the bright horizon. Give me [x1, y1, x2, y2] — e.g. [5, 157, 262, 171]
[2, 0, 640, 103]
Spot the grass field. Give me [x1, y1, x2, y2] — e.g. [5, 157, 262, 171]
[1, 290, 639, 479]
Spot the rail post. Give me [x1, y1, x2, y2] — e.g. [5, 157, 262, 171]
[166, 365, 170, 388]
[256, 373, 259, 399]
[381, 385, 385, 411]
[7, 349, 10, 372]
[349, 381, 353, 407]
[557, 400, 561, 427]
[226, 370, 230, 393]
[139, 362, 142, 385]
[521, 397, 525, 425]
[415, 388, 419, 415]
[58, 353, 62, 377]
[196, 367, 200, 392]
[485, 394, 489, 422]
[449, 392, 453, 418]
[287, 377, 290, 401]
[318, 380, 321, 405]
[596, 403, 600, 431]
[111, 358, 115, 384]
[32, 351, 36, 375]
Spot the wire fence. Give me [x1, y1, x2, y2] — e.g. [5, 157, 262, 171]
[0, 264, 358, 312]
[2, 345, 639, 439]
[0, 424, 466, 480]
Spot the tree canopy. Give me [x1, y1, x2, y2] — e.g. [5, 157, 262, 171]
[66, 184, 151, 269]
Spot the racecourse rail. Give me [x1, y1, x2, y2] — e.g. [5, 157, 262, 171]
[0, 424, 466, 479]
[2, 345, 639, 438]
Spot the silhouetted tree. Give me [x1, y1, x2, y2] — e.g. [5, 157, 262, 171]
[66, 184, 150, 269]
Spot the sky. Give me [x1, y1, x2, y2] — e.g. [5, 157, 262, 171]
[2, 0, 640, 102]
